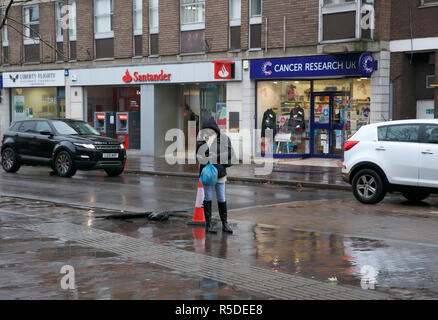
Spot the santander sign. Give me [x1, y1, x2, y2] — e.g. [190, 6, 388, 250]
[122, 69, 172, 83]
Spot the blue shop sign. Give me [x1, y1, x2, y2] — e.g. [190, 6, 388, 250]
[0, 74, 3, 89]
[250, 52, 378, 79]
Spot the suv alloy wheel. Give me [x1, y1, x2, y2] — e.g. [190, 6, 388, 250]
[1, 148, 21, 173]
[54, 151, 77, 177]
[352, 169, 387, 204]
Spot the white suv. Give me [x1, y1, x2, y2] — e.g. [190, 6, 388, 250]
[342, 119, 438, 204]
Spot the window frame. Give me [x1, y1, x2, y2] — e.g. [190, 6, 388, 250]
[180, 0, 205, 31]
[230, 0, 241, 26]
[133, 0, 143, 35]
[94, 0, 114, 39]
[55, 1, 64, 43]
[377, 124, 421, 143]
[421, 0, 438, 7]
[249, 0, 262, 24]
[68, 0, 77, 42]
[149, 0, 159, 34]
[1, 8, 8, 47]
[318, 0, 374, 44]
[22, 5, 40, 45]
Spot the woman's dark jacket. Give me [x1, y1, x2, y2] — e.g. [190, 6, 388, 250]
[196, 118, 235, 179]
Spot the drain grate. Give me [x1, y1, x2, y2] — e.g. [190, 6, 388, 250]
[14, 221, 386, 300]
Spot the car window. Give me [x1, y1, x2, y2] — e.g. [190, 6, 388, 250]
[425, 125, 438, 144]
[51, 121, 79, 135]
[8, 122, 21, 132]
[35, 121, 53, 134]
[378, 124, 420, 143]
[18, 121, 36, 133]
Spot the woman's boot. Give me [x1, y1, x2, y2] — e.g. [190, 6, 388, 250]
[218, 202, 233, 233]
[203, 201, 217, 234]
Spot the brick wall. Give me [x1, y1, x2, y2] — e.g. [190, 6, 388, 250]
[76, 0, 94, 61]
[40, 1, 56, 63]
[241, 0, 248, 50]
[205, 0, 228, 53]
[114, 0, 133, 58]
[391, 0, 438, 41]
[7, 5, 22, 65]
[142, 0, 149, 56]
[262, 0, 318, 50]
[374, 0, 391, 41]
[159, 0, 179, 56]
[391, 52, 417, 119]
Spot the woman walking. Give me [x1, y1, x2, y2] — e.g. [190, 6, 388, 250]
[197, 117, 236, 234]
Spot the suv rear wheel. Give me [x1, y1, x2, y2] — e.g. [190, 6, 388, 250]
[1, 148, 21, 173]
[54, 151, 77, 177]
[352, 169, 386, 204]
[402, 191, 430, 203]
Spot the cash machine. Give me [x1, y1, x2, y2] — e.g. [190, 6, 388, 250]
[116, 111, 140, 150]
[94, 112, 116, 139]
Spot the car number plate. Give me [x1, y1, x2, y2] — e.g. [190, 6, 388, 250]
[103, 153, 119, 159]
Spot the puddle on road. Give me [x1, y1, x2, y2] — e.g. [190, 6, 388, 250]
[91, 216, 438, 300]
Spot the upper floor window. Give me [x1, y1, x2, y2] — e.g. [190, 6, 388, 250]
[134, 0, 142, 32]
[181, 0, 205, 26]
[422, 0, 438, 6]
[23, 5, 39, 40]
[1, 8, 8, 44]
[68, 0, 77, 40]
[319, 0, 373, 42]
[94, 0, 113, 35]
[55, 1, 64, 41]
[230, 0, 241, 21]
[150, 0, 159, 33]
[250, 0, 261, 17]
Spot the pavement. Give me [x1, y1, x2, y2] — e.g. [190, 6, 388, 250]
[123, 154, 350, 190]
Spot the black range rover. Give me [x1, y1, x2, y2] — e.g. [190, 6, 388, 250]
[1, 119, 127, 177]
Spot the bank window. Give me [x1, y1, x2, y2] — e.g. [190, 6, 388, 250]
[181, 0, 205, 29]
[94, 0, 114, 59]
[378, 125, 420, 143]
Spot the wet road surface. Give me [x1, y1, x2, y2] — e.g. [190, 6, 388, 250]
[2, 167, 438, 299]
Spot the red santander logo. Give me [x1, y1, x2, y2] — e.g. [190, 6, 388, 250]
[213, 61, 234, 80]
[122, 69, 172, 83]
[123, 70, 133, 83]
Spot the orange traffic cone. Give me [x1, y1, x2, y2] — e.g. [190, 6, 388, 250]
[186, 180, 206, 226]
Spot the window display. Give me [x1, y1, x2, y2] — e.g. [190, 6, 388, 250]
[256, 78, 371, 157]
[257, 81, 311, 155]
[11, 87, 65, 121]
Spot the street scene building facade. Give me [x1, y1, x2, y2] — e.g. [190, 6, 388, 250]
[0, 0, 437, 159]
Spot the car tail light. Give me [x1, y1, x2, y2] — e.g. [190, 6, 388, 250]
[344, 141, 359, 151]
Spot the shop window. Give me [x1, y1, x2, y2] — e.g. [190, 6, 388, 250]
[230, 26, 241, 50]
[24, 44, 40, 63]
[181, 30, 205, 54]
[95, 38, 114, 59]
[249, 24, 261, 49]
[257, 81, 312, 156]
[11, 87, 62, 121]
[150, 33, 159, 56]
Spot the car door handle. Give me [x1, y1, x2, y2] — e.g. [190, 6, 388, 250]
[422, 150, 434, 155]
[376, 146, 386, 151]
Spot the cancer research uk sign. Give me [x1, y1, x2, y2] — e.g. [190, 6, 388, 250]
[250, 52, 378, 79]
[3, 70, 66, 88]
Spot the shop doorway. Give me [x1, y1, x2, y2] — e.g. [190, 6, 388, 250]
[311, 92, 349, 158]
